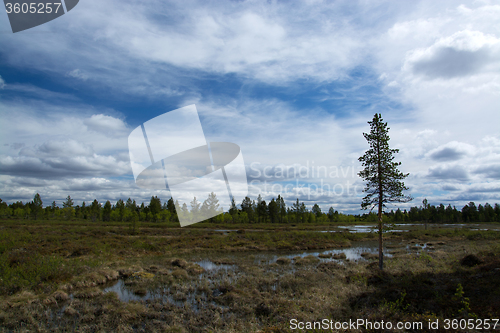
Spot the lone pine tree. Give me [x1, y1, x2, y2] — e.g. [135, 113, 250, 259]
[358, 113, 412, 270]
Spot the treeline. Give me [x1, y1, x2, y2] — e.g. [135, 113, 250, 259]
[402, 201, 500, 223]
[0, 195, 176, 223]
[1, 194, 500, 224]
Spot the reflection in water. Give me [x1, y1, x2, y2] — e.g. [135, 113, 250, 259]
[196, 260, 235, 272]
[336, 226, 375, 233]
[103, 260, 238, 305]
[103, 280, 152, 302]
[253, 240, 394, 265]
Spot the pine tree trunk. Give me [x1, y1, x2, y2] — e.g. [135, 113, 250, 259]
[378, 202, 383, 270]
[377, 133, 384, 270]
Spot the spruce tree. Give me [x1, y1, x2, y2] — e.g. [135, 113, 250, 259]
[358, 113, 412, 269]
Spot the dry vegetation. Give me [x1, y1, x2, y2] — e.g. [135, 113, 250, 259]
[1, 220, 500, 332]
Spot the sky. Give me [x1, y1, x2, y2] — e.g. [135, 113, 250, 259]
[0, 0, 499, 214]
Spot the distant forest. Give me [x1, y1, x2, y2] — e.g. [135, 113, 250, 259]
[1, 193, 500, 224]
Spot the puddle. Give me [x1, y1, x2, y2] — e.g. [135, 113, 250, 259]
[101, 278, 227, 313]
[319, 225, 407, 233]
[251, 241, 395, 265]
[102, 279, 153, 302]
[196, 260, 236, 272]
[102, 259, 239, 308]
[336, 226, 375, 233]
[405, 242, 432, 252]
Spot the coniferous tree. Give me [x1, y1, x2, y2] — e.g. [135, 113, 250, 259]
[149, 196, 162, 222]
[462, 202, 478, 222]
[202, 192, 221, 222]
[167, 197, 177, 221]
[299, 202, 307, 223]
[32, 193, 43, 220]
[50, 201, 57, 219]
[394, 208, 403, 222]
[292, 199, 301, 223]
[90, 199, 101, 222]
[422, 198, 429, 221]
[256, 194, 263, 223]
[277, 195, 286, 223]
[484, 203, 495, 222]
[241, 196, 254, 222]
[448, 206, 456, 222]
[327, 207, 336, 222]
[80, 201, 87, 219]
[61, 195, 75, 220]
[102, 200, 112, 222]
[268, 198, 278, 223]
[126, 198, 137, 211]
[437, 204, 445, 222]
[422, 198, 430, 229]
[63, 195, 74, 208]
[495, 204, 500, 222]
[181, 202, 189, 216]
[358, 113, 412, 269]
[190, 197, 201, 221]
[229, 197, 238, 222]
[468, 202, 478, 222]
[116, 199, 125, 221]
[312, 203, 322, 218]
[256, 195, 268, 223]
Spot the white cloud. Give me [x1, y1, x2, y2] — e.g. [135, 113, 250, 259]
[0, 75, 5, 89]
[0, 101, 130, 153]
[427, 164, 470, 181]
[84, 114, 129, 136]
[0, 101, 133, 184]
[0, 174, 169, 206]
[108, 6, 363, 83]
[67, 69, 89, 81]
[426, 141, 475, 161]
[403, 30, 500, 79]
[0, 140, 131, 179]
[374, 3, 500, 163]
[0, 0, 368, 86]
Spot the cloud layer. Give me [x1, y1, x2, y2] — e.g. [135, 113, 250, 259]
[0, 0, 499, 213]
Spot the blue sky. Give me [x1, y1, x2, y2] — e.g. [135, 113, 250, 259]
[1, 0, 499, 214]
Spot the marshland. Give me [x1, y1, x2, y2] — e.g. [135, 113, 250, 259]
[1, 216, 500, 332]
